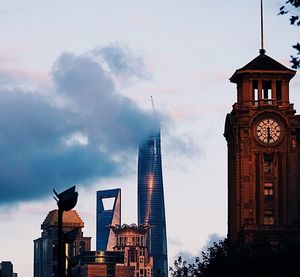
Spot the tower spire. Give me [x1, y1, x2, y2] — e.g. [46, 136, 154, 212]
[260, 0, 265, 53]
[150, 95, 155, 117]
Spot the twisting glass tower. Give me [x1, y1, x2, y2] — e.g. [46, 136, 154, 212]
[137, 129, 168, 276]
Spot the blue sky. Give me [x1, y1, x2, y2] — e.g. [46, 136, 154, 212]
[0, 1, 299, 276]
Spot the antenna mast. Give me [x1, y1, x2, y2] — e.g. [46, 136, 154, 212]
[260, 0, 265, 52]
[151, 95, 155, 117]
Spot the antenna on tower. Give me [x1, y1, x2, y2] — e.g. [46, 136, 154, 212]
[150, 95, 156, 117]
[150, 95, 160, 134]
[260, 0, 266, 53]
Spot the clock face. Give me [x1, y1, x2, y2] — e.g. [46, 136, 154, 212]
[256, 118, 281, 144]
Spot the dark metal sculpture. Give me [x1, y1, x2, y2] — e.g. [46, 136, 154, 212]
[53, 186, 78, 277]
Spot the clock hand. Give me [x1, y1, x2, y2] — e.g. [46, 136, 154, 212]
[267, 127, 272, 143]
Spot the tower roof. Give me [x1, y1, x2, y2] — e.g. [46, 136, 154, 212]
[41, 209, 84, 229]
[110, 223, 151, 235]
[230, 50, 296, 83]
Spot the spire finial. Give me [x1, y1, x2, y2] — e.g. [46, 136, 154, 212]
[260, 0, 265, 53]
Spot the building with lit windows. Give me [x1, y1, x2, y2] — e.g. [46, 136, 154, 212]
[137, 130, 168, 276]
[72, 250, 134, 277]
[33, 209, 91, 277]
[110, 224, 153, 277]
[96, 188, 121, 251]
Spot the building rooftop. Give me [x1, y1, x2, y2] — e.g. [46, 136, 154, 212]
[41, 209, 84, 229]
[110, 223, 151, 235]
[230, 50, 296, 83]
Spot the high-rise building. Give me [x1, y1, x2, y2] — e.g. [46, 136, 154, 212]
[111, 224, 153, 277]
[0, 261, 17, 277]
[224, 48, 300, 242]
[96, 188, 121, 251]
[137, 130, 168, 276]
[33, 209, 91, 277]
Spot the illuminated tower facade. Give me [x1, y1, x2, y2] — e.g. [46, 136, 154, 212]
[137, 130, 168, 276]
[224, 49, 300, 242]
[96, 189, 121, 251]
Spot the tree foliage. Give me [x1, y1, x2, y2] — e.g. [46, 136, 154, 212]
[170, 239, 300, 277]
[278, 0, 300, 68]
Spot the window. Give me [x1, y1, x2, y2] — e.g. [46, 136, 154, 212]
[264, 216, 274, 225]
[52, 241, 58, 260]
[130, 249, 136, 262]
[253, 80, 258, 106]
[137, 236, 140, 246]
[262, 80, 272, 104]
[264, 161, 272, 173]
[264, 183, 274, 200]
[79, 241, 85, 252]
[52, 265, 58, 277]
[264, 153, 273, 173]
[276, 80, 282, 101]
[69, 242, 76, 257]
[264, 210, 274, 225]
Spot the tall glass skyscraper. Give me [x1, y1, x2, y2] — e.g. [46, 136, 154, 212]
[96, 189, 121, 251]
[137, 130, 168, 276]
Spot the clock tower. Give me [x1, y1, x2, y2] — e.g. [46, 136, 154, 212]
[224, 49, 300, 242]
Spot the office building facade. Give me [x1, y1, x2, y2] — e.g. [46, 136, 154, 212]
[137, 131, 168, 276]
[96, 188, 121, 251]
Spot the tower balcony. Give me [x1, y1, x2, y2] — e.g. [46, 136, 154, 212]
[232, 101, 295, 113]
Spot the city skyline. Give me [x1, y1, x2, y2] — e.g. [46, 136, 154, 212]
[0, 1, 299, 276]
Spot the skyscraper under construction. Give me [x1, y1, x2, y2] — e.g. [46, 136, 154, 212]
[137, 129, 168, 276]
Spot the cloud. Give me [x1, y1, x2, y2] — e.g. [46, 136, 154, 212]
[0, 66, 50, 92]
[169, 237, 182, 246]
[0, 44, 159, 205]
[201, 233, 224, 253]
[174, 233, 225, 265]
[164, 133, 202, 158]
[174, 250, 197, 265]
[92, 43, 150, 83]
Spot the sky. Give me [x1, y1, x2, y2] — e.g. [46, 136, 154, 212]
[0, 0, 299, 276]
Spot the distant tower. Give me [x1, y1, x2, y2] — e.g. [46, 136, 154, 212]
[33, 209, 91, 277]
[137, 129, 168, 276]
[0, 261, 17, 277]
[96, 189, 121, 251]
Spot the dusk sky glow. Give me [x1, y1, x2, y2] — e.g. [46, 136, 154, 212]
[0, 1, 299, 276]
